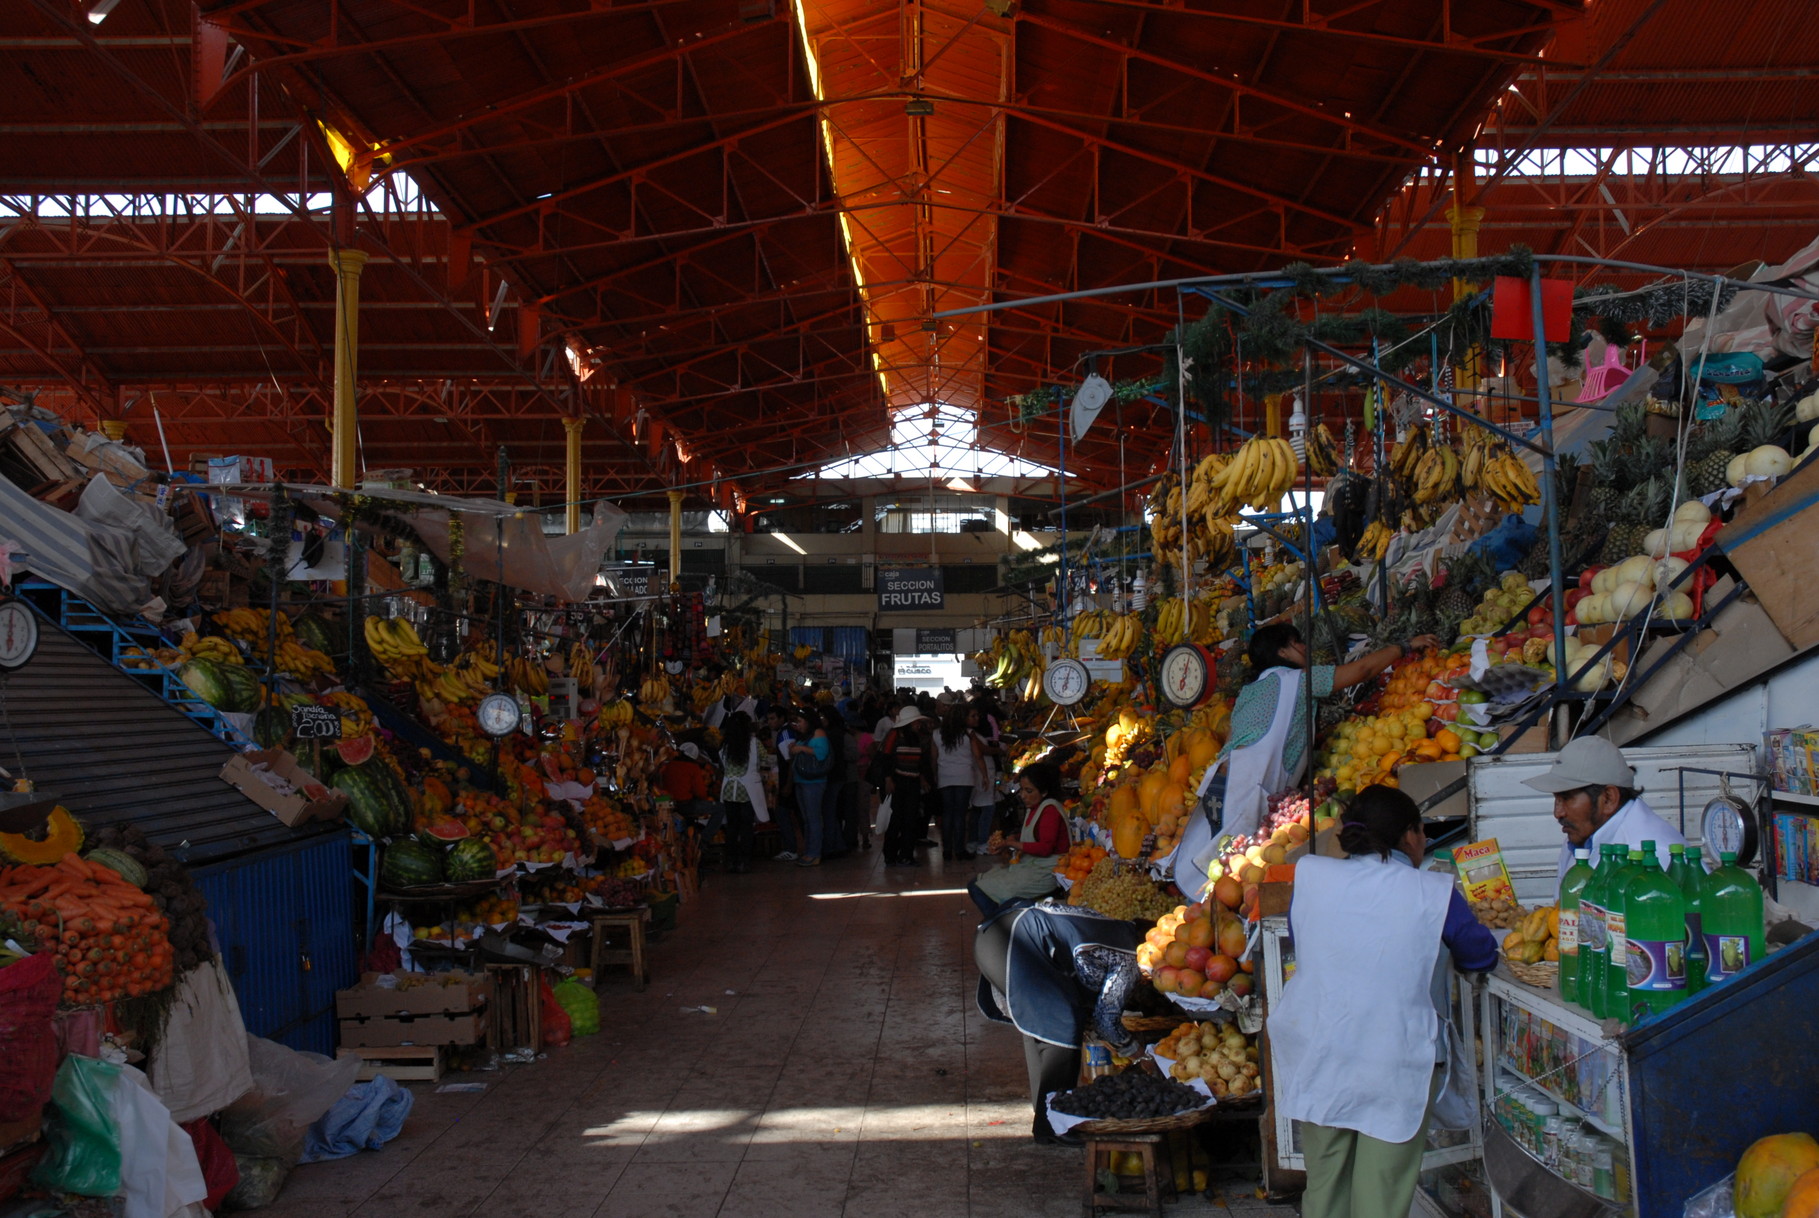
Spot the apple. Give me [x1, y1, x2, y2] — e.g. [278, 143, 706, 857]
[1183, 945, 1212, 973]
[1204, 954, 1239, 984]
[1527, 606, 1549, 626]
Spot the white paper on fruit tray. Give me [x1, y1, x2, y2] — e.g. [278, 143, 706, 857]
[1043, 1088, 1216, 1137]
[535, 920, 589, 943]
[610, 837, 638, 853]
[545, 780, 594, 802]
[1054, 873, 1073, 891]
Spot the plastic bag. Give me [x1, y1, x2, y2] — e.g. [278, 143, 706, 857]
[183, 1119, 241, 1212]
[1683, 1173, 1735, 1218]
[224, 1153, 288, 1210]
[539, 975, 572, 1048]
[0, 952, 62, 1122]
[32, 1055, 124, 1197]
[552, 978, 599, 1036]
[217, 1036, 360, 1165]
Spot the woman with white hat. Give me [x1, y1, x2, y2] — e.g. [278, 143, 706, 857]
[881, 706, 934, 866]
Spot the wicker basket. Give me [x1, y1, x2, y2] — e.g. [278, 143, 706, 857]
[1067, 1105, 1217, 1137]
[1504, 958, 1559, 989]
[1120, 1013, 1185, 1034]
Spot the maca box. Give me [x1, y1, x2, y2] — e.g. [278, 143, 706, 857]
[337, 971, 490, 1048]
[219, 748, 347, 827]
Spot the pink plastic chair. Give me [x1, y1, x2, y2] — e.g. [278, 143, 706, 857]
[1578, 340, 1644, 403]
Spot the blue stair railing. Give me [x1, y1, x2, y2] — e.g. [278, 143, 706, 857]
[14, 579, 252, 746]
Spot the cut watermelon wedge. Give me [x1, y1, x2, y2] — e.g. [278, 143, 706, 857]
[418, 818, 470, 843]
[336, 735, 376, 765]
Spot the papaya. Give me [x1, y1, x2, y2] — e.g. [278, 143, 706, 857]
[1111, 811, 1147, 859]
[1138, 768, 1169, 822]
[1781, 1167, 1819, 1218]
[1737, 1133, 1819, 1218]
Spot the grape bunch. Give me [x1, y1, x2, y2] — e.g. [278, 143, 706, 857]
[587, 874, 645, 909]
[1071, 857, 1177, 921]
[1052, 1071, 1206, 1120]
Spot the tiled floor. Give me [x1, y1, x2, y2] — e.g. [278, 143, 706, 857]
[270, 849, 1300, 1217]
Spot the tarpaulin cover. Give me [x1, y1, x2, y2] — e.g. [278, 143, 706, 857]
[299, 1077, 413, 1163]
[414, 501, 627, 603]
[0, 475, 179, 614]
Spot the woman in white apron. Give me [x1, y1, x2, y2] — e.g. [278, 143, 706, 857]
[715, 712, 770, 873]
[969, 761, 1071, 914]
[1269, 787, 1498, 1218]
[1178, 623, 1436, 897]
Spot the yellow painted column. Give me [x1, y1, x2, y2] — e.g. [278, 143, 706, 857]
[563, 416, 585, 534]
[328, 247, 369, 488]
[1448, 204, 1486, 396]
[667, 489, 683, 589]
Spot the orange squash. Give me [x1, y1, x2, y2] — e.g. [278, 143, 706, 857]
[0, 805, 84, 866]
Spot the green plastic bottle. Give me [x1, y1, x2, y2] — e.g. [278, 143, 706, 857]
[1557, 847, 1594, 1006]
[1624, 848, 1687, 1019]
[1678, 846, 1708, 994]
[1579, 844, 1621, 1017]
[1701, 851, 1766, 985]
[1603, 847, 1647, 1022]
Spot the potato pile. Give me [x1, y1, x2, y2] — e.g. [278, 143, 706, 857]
[1155, 1020, 1260, 1099]
[1471, 895, 1529, 930]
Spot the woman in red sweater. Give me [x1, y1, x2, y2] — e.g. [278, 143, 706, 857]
[969, 761, 1070, 914]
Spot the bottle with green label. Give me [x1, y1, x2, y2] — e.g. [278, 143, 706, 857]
[1579, 844, 1622, 1017]
[1603, 846, 1647, 1022]
[1701, 851, 1766, 984]
[1670, 845, 1708, 994]
[1557, 847, 1594, 1006]
[1625, 847, 1687, 1018]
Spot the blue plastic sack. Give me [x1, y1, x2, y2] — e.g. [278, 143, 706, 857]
[299, 1077, 414, 1164]
[1467, 514, 1538, 573]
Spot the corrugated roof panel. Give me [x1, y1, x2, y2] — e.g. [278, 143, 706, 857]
[1, 620, 335, 865]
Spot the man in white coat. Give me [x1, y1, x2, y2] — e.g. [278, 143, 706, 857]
[1523, 736, 1685, 886]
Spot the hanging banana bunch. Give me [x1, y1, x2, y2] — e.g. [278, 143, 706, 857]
[1357, 520, 1395, 561]
[1480, 450, 1541, 512]
[1305, 422, 1340, 478]
[1411, 443, 1462, 505]
[1094, 613, 1145, 660]
[1207, 434, 1299, 514]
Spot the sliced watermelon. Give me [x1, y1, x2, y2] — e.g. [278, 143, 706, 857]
[418, 818, 470, 844]
[336, 735, 376, 766]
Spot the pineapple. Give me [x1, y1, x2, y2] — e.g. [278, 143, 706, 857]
[1737, 397, 1796, 463]
[1586, 439, 1627, 520]
[1684, 410, 1741, 497]
[1600, 477, 1670, 564]
[1435, 555, 1486, 628]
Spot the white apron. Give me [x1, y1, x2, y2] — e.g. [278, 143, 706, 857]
[721, 740, 770, 823]
[1269, 854, 1452, 1143]
[1219, 667, 1305, 842]
[975, 797, 1068, 903]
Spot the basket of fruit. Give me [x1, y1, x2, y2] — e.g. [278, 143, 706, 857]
[1048, 1071, 1218, 1136]
[1151, 1020, 1262, 1103]
[1484, 904, 1560, 988]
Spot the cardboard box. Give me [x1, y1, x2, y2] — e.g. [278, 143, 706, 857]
[338, 1010, 486, 1049]
[1718, 455, 1819, 650]
[1499, 723, 1550, 754]
[335, 971, 490, 1019]
[1397, 759, 1470, 819]
[1574, 623, 1631, 667]
[220, 749, 347, 827]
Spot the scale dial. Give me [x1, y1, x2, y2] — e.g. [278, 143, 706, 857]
[0, 601, 38, 670]
[1159, 644, 1212, 709]
[476, 691, 524, 738]
[1041, 658, 1090, 707]
[1700, 794, 1758, 866]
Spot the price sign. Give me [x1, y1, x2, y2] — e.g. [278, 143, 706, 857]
[290, 704, 344, 740]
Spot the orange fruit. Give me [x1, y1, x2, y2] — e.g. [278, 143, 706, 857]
[1434, 729, 1461, 753]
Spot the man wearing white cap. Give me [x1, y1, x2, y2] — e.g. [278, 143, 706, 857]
[1522, 736, 1685, 886]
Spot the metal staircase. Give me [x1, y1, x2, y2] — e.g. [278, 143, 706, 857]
[13, 579, 251, 745]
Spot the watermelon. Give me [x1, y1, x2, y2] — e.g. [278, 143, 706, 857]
[336, 736, 376, 766]
[178, 659, 235, 709]
[444, 837, 496, 882]
[293, 613, 341, 659]
[380, 840, 445, 888]
[334, 765, 410, 838]
[417, 819, 469, 845]
[85, 847, 149, 888]
[253, 706, 290, 749]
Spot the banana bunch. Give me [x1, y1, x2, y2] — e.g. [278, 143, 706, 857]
[321, 690, 375, 737]
[1207, 434, 1299, 513]
[363, 615, 427, 664]
[180, 631, 244, 666]
[1039, 625, 1065, 652]
[1459, 429, 1495, 490]
[213, 607, 288, 644]
[423, 652, 497, 706]
[1357, 519, 1395, 561]
[276, 639, 335, 681]
[598, 699, 635, 726]
[1149, 474, 1185, 564]
[986, 630, 1044, 688]
[1184, 453, 1229, 516]
[1412, 444, 1462, 505]
[792, 643, 814, 662]
[638, 674, 673, 707]
[506, 655, 549, 697]
[1387, 423, 1430, 483]
[1072, 610, 1111, 639]
[567, 643, 595, 693]
[1199, 513, 1238, 571]
[1155, 597, 1217, 645]
[1306, 422, 1341, 477]
[1095, 614, 1144, 660]
[1480, 450, 1540, 512]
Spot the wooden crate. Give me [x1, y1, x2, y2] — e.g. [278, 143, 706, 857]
[336, 1045, 442, 1082]
[485, 964, 541, 1053]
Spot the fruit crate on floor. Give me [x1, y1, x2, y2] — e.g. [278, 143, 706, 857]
[337, 1046, 442, 1083]
[485, 964, 541, 1054]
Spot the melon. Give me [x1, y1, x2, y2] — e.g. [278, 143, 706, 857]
[445, 837, 497, 882]
[253, 705, 290, 749]
[1744, 444, 1793, 480]
[1736, 1132, 1819, 1218]
[417, 819, 469, 845]
[84, 846, 149, 888]
[1673, 499, 1712, 525]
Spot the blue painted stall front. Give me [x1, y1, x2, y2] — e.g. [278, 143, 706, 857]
[194, 829, 359, 1056]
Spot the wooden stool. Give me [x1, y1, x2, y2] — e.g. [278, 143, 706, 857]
[589, 910, 650, 991]
[1082, 1132, 1175, 1218]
